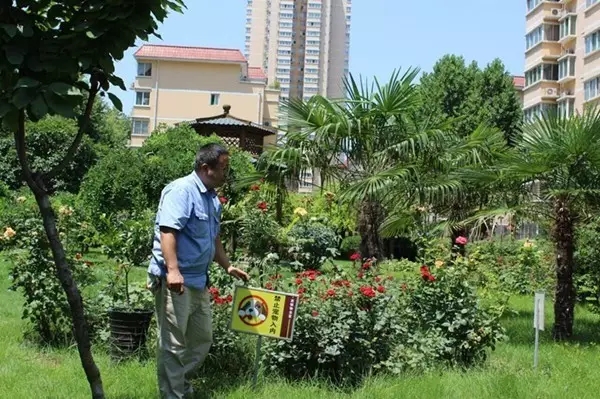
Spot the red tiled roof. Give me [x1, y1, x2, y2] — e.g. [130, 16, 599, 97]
[248, 67, 266, 80]
[134, 44, 246, 63]
[512, 76, 525, 89]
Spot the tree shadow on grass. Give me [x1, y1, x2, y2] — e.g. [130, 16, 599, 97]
[501, 307, 600, 346]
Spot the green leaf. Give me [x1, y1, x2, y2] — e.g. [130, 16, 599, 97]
[0, 103, 12, 118]
[107, 92, 123, 112]
[0, 24, 17, 37]
[15, 77, 41, 89]
[108, 75, 127, 91]
[42, 91, 77, 118]
[48, 82, 80, 97]
[28, 95, 48, 121]
[1, 107, 19, 131]
[12, 88, 36, 109]
[5, 46, 25, 65]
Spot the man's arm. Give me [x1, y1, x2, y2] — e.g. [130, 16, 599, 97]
[160, 227, 184, 294]
[156, 186, 192, 294]
[214, 236, 249, 282]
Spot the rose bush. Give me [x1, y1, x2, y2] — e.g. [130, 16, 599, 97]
[259, 258, 505, 385]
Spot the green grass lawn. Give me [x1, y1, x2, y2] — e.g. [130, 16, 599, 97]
[1, 254, 599, 398]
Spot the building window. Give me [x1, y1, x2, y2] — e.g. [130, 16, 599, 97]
[559, 16, 576, 39]
[585, 76, 600, 100]
[558, 57, 575, 80]
[558, 98, 575, 118]
[527, 0, 540, 10]
[132, 119, 150, 136]
[135, 91, 150, 106]
[210, 93, 220, 105]
[307, 12, 321, 18]
[279, 12, 293, 19]
[525, 63, 558, 86]
[585, 30, 600, 54]
[137, 62, 152, 77]
[587, 0, 599, 8]
[526, 24, 559, 50]
[308, 3, 321, 8]
[279, 22, 293, 28]
[524, 103, 557, 123]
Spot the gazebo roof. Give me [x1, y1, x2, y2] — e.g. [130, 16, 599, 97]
[188, 105, 276, 137]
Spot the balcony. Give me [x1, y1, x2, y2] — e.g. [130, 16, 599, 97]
[525, 43, 561, 69]
[558, 89, 575, 101]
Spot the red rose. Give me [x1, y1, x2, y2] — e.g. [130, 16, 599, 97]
[225, 294, 232, 303]
[311, 310, 319, 317]
[377, 285, 385, 293]
[265, 282, 273, 290]
[250, 184, 260, 191]
[357, 272, 364, 279]
[295, 278, 303, 285]
[349, 252, 361, 261]
[455, 236, 468, 246]
[219, 196, 228, 204]
[359, 285, 376, 298]
[362, 262, 371, 270]
[375, 276, 381, 283]
[326, 289, 336, 297]
[420, 265, 436, 282]
[257, 201, 268, 211]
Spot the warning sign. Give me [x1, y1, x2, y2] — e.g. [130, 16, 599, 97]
[230, 286, 299, 340]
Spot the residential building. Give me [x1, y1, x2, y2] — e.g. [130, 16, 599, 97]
[130, 44, 280, 147]
[513, 75, 525, 103]
[523, 0, 600, 122]
[244, 0, 351, 102]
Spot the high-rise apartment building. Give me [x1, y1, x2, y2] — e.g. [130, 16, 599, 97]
[244, 0, 351, 101]
[523, 0, 600, 122]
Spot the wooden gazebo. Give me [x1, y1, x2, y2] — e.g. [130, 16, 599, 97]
[186, 105, 276, 156]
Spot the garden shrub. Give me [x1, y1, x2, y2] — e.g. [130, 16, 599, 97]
[6, 217, 98, 346]
[78, 148, 149, 221]
[285, 218, 340, 270]
[575, 219, 600, 313]
[340, 235, 361, 258]
[259, 259, 505, 385]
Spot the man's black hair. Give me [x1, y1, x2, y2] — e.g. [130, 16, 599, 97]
[194, 143, 229, 170]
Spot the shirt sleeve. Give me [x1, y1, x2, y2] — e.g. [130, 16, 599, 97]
[157, 186, 192, 230]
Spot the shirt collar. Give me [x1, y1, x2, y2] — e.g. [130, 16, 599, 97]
[190, 171, 217, 197]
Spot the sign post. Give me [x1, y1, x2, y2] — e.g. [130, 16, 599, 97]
[533, 290, 545, 369]
[230, 286, 299, 390]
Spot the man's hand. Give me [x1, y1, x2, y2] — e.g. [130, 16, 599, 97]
[227, 266, 249, 282]
[166, 270, 185, 294]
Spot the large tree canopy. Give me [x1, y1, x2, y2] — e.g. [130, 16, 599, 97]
[418, 55, 522, 144]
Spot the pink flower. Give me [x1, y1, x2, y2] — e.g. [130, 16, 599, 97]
[455, 236, 468, 246]
[219, 196, 228, 204]
[349, 252, 361, 261]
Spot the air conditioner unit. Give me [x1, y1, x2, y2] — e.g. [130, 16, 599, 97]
[551, 8, 561, 16]
[547, 88, 557, 96]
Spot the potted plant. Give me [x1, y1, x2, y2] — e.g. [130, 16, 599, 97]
[102, 211, 155, 361]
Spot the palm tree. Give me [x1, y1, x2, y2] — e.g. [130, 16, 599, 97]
[465, 109, 600, 340]
[269, 69, 505, 259]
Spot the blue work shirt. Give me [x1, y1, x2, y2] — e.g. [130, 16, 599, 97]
[148, 171, 222, 289]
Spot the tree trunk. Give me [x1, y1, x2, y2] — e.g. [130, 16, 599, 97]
[551, 197, 576, 341]
[33, 188, 105, 398]
[357, 200, 385, 259]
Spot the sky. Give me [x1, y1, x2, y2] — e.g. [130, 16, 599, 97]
[113, 0, 525, 115]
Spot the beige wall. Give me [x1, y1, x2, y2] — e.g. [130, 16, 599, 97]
[130, 58, 279, 147]
[524, 0, 600, 118]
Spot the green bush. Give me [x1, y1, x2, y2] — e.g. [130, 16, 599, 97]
[575, 219, 600, 313]
[0, 116, 97, 193]
[6, 217, 98, 346]
[340, 235, 361, 257]
[260, 259, 505, 385]
[285, 218, 340, 270]
[78, 148, 148, 221]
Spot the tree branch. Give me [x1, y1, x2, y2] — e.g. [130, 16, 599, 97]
[13, 110, 45, 196]
[44, 81, 100, 180]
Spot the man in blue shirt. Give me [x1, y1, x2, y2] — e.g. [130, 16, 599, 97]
[147, 143, 248, 399]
